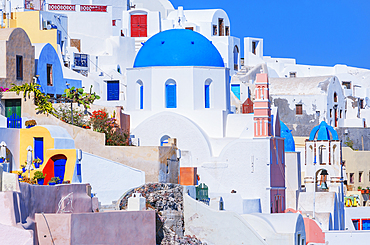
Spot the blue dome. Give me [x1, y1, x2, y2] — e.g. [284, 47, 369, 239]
[309, 121, 339, 141]
[280, 121, 295, 152]
[133, 29, 225, 68]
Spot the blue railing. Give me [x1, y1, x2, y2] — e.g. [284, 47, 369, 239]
[7, 114, 22, 128]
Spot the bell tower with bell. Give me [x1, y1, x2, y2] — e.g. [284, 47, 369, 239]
[304, 121, 343, 193]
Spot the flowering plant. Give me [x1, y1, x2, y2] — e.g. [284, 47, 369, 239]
[90, 110, 129, 146]
[0, 87, 9, 92]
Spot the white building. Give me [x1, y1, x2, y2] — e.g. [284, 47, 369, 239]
[126, 29, 286, 214]
[298, 121, 345, 230]
[241, 36, 370, 128]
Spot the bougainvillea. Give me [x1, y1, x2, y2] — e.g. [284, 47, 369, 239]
[90, 110, 129, 146]
[0, 87, 9, 92]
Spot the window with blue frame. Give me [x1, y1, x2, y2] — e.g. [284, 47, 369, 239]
[74, 53, 88, 67]
[231, 84, 240, 100]
[205, 84, 210, 108]
[137, 80, 143, 109]
[362, 219, 370, 230]
[160, 135, 170, 146]
[107, 80, 120, 101]
[205, 79, 212, 109]
[165, 80, 177, 108]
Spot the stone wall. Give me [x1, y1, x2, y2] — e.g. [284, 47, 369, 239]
[0, 28, 35, 88]
[119, 183, 204, 245]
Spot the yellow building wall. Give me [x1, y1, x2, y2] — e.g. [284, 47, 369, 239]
[19, 126, 77, 182]
[5, 11, 57, 51]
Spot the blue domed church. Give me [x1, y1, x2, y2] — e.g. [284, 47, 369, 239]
[126, 29, 286, 214]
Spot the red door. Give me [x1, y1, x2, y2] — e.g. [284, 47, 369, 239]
[131, 15, 147, 37]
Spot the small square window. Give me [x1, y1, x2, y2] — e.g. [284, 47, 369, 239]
[350, 173, 354, 184]
[296, 104, 302, 115]
[289, 72, 297, 78]
[252, 41, 257, 55]
[342, 81, 351, 89]
[360, 99, 365, 109]
[185, 27, 194, 31]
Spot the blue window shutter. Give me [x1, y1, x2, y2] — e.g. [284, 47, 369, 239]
[77, 164, 81, 176]
[107, 81, 119, 100]
[205, 84, 210, 108]
[166, 84, 176, 108]
[140, 85, 143, 109]
[231, 84, 240, 100]
[34, 138, 44, 164]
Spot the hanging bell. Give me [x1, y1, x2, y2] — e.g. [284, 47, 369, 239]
[320, 182, 328, 189]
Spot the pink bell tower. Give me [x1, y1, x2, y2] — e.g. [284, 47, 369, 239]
[254, 73, 271, 137]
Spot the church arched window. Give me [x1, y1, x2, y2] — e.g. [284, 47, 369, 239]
[160, 135, 170, 146]
[205, 79, 212, 108]
[165, 79, 177, 108]
[233, 45, 239, 70]
[136, 80, 143, 109]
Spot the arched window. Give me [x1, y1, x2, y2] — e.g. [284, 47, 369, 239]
[165, 79, 177, 108]
[136, 80, 143, 109]
[334, 92, 338, 103]
[160, 135, 170, 146]
[205, 79, 212, 108]
[233, 45, 239, 70]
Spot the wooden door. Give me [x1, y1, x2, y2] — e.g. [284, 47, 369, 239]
[131, 15, 147, 37]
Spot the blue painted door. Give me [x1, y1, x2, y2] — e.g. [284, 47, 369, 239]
[34, 138, 44, 167]
[166, 84, 176, 108]
[231, 84, 240, 100]
[54, 158, 67, 182]
[107, 81, 119, 100]
[205, 84, 210, 108]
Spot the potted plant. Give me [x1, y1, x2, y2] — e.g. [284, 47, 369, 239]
[48, 177, 60, 186]
[33, 171, 46, 185]
[25, 119, 37, 128]
[20, 163, 26, 172]
[361, 189, 366, 194]
[366, 187, 370, 194]
[33, 158, 42, 169]
[17, 171, 23, 179]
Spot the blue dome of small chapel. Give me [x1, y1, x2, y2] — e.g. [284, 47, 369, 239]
[133, 29, 225, 68]
[280, 121, 295, 152]
[309, 121, 338, 141]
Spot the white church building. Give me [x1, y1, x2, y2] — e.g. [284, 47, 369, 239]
[126, 29, 286, 214]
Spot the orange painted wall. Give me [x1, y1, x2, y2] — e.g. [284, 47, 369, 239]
[180, 167, 197, 186]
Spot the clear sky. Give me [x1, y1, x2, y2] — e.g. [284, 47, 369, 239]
[169, 0, 370, 69]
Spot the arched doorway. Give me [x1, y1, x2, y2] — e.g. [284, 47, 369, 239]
[43, 154, 67, 185]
